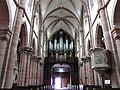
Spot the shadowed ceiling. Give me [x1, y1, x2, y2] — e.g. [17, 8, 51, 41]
[40, 0, 83, 39]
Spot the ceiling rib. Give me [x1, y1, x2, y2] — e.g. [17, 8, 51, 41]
[40, 0, 82, 39]
[43, 7, 80, 24]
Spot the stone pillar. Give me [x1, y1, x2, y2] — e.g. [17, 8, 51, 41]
[31, 56, 37, 85]
[38, 30, 42, 56]
[36, 58, 41, 85]
[111, 28, 120, 86]
[29, 57, 34, 86]
[29, 56, 41, 86]
[78, 62, 83, 84]
[3, 0, 26, 88]
[96, 0, 112, 50]
[94, 71, 99, 85]
[17, 47, 32, 86]
[40, 30, 45, 85]
[81, 58, 87, 85]
[30, 57, 35, 85]
[80, 30, 85, 57]
[0, 29, 11, 88]
[81, 57, 95, 85]
[88, 57, 94, 85]
[86, 57, 94, 85]
[39, 61, 44, 85]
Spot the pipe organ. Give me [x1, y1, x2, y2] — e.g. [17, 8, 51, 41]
[44, 30, 79, 86]
[48, 30, 75, 61]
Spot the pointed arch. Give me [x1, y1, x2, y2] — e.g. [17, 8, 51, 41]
[18, 23, 28, 47]
[95, 24, 106, 49]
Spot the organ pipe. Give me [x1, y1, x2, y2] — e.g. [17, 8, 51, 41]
[66, 38, 68, 50]
[49, 40, 53, 50]
[54, 38, 57, 50]
[60, 36, 63, 50]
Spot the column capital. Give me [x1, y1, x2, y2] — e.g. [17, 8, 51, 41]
[18, 46, 33, 54]
[81, 56, 91, 62]
[78, 61, 83, 67]
[111, 29, 120, 40]
[0, 28, 12, 41]
[31, 56, 41, 62]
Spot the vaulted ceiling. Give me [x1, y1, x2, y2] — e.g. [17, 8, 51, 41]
[40, 0, 83, 39]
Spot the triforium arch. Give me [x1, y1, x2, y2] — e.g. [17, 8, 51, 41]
[95, 24, 106, 49]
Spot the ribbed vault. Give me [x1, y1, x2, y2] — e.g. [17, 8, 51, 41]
[40, 0, 82, 39]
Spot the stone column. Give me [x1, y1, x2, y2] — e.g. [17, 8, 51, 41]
[29, 56, 41, 86]
[30, 57, 35, 85]
[111, 28, 120, 86]
[36, 57, 41, 85]
[28, 58, 33, 85]
[88, 57, 94, 85]
[80, 30, 85, 57]
[81, 58, 87, 85]
[3, 0, 26, 88]
[94, 71, 99, 85]
[85, 57, 94, 85]
[78, 62, 83, 84]
[17, 47, 32, 86]
[39, 62, 44, 85]
[81, 57, 94, 85]
[26, 50, 32, 86]
[32, 57, 37, 85]
[0, 29, 11, 88]
[38, 30, 42, 56]
[40, 30, 45, 85]
[96, 0, 112, 50]
[86, 60, 89, 84]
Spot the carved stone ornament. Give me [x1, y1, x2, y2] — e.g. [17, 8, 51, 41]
[0, 28, 12, 41]
[31, 56, 42, 62]
[89, 48, 110, 73]
[18, 46, 33, 54]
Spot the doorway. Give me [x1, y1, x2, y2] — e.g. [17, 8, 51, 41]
[51, 64, 71, 89]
